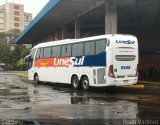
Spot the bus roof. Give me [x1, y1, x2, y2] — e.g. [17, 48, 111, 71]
[32, 34, 137, 49]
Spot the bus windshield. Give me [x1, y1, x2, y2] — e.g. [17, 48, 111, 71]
[30, 48, 36, 60]
[25, 48, 36, 69]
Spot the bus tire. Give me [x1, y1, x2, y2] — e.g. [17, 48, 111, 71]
[81, 76, 90, 91]
[34, 74, 40, 84]
[71, 75, 80, 89]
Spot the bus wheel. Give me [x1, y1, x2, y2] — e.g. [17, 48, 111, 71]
[71, 75, 79, 89]
[81, 76, 89, 91]
[35, 74, 40, 84]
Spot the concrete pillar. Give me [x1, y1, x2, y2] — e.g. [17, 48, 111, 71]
[104, 0, 117, 34]
[62, 25, 68, 39]
[75, 18, 80, 38]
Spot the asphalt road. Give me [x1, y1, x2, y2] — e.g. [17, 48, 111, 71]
[0, 72, 160, 125]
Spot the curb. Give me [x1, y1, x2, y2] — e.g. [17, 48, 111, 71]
[19, 73, 28, 78]
[122, 84, 145, 89]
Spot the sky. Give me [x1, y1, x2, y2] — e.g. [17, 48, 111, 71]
[0, 0, 50, 18]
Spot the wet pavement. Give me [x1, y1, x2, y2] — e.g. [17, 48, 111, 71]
[0, 72, 160, 125]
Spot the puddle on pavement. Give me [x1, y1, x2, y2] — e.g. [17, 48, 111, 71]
[0, 74, 160, 121]
[0, 75, 30, 113]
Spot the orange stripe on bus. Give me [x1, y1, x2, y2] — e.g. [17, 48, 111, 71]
[34, 57, 72, 67]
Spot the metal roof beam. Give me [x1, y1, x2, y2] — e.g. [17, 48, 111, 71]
[62, 0, 100, 6]
[53, 9, 82, 14]
[66, 1, 104, 24]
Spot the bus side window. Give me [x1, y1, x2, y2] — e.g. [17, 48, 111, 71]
[84, 41, 95, 56]
[72, 43, 84, 57]
[95, 39, 106, 55]
[62, 44, 71, 57]
[44, 47, 52, 58]
[30, 48, 36, 59]
[52, 46, 61, 58]
[39, 48, 44, 59]
[35, 48, 41, 60]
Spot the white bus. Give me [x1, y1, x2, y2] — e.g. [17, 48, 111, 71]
[25, 34, 138, 90]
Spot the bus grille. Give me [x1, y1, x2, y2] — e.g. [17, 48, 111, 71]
[115, 55, 136, 61]
[97, 68, 106, 84]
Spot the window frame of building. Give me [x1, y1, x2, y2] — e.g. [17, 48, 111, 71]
[14, 11, 20, 16]
[14, 5, 20, 10]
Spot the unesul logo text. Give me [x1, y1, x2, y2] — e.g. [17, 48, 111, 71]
[116, 40, 135, 44]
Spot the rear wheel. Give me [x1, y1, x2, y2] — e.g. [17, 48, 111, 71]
[71, 75, 80, 89]
[81, 76, 90, 91]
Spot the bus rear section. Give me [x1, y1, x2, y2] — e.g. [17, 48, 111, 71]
[108, 35, 138, 86]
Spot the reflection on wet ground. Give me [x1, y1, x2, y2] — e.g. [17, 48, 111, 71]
[0, 73, 160, 124]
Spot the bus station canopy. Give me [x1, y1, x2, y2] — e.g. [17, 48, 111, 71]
[16, 0, 160, 44]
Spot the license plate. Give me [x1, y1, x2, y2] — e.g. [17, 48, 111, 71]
[124, 80, 128, 83]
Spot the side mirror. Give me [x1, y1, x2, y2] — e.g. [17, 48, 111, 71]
[24, 55, 31, 63]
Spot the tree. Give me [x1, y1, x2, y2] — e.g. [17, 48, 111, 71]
[0, 43, 12, 70]
[0, 32, 6, 43]
[16, 58, 24, 71]
[20, 46, 31, 59]
[16, 46, 31, 70]
[6, 29, 21, 44]
[0, 43, 12, 63]
[0, 29, 31, 70]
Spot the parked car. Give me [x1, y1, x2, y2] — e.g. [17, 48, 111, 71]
[0, 67, 4, 71]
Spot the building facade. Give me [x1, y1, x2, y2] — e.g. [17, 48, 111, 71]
[0, 6, 5, 32]
[0, 2, 32, 32]
[24, 12, 32, 29]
